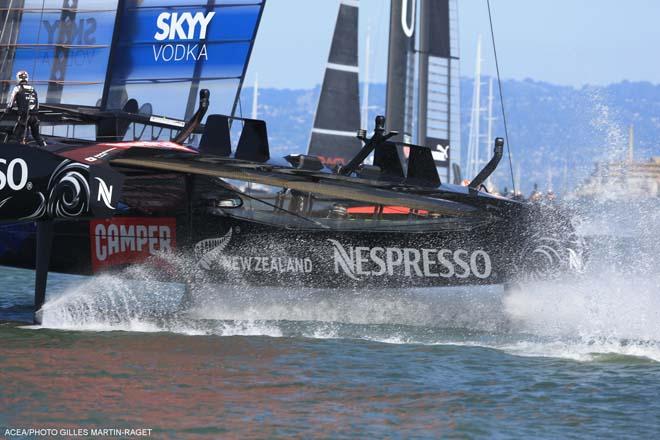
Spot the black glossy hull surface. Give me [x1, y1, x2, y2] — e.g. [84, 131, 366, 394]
[0, 216, 515, 288]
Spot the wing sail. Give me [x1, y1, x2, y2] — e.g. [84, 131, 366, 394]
[385, 0, 460, 182]
[418, 0, 460, 181]
[307, 0, 362, 167]
[0, 0, 266, 120]
[0, 0, 118, 106]
[104, 0, 266, 120]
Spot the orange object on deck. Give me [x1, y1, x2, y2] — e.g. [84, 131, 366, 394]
[347, 206, 429, 215]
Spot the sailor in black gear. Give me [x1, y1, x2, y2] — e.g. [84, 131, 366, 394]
[6, 70, 46, 147]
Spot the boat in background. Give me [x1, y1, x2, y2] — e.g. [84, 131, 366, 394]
[575, 127, 660, 200]
[571, 126, 660, 244]
[307, 0, 362, 167]
[309, 0, 461, 184]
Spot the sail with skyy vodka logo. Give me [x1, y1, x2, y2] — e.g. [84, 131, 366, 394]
[0, 0, 265, 121]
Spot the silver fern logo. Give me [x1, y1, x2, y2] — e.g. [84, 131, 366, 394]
[195, 228, 233, 270]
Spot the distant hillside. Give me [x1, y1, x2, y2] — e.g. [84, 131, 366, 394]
[240, 79, 660, 194]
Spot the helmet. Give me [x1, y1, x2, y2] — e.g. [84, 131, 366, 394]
[16, 70, 28, 83]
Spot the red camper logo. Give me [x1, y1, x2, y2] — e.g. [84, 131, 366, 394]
[90, 217, 177, 272]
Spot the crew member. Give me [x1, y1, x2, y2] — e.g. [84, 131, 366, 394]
[6, 71, 46, 147]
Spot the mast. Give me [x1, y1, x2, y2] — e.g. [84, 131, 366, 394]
[486, 77, 494, 152]
[417, 0, 429, 147]
[385, 0, 415, 140]
[466, 35, 482, 180]
[308, 0, 362, 166]
[251, 73, 259, 120]
[486, 77, 495, 188]
[419, 0, 459, 181]
[361, 24, 371, 130]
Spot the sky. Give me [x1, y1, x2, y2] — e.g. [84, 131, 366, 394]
[246, 0, 660, 89]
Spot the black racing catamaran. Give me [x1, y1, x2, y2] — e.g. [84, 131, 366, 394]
[0, 0, 582, 324]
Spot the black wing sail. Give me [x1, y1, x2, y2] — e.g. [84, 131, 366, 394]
[418, 0, 460, 182]
[307, 0, 362, 167]
[385, 0, 415, 142]
[385, 0, 460, 182]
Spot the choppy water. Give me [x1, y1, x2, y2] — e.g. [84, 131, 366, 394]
[1, 247, 660, 439]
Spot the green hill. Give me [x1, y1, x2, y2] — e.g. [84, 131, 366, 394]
[240, 79, 660, 194]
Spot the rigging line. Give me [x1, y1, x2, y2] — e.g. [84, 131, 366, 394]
[230, 94, 244, 131]
[486, 0, 516, 193]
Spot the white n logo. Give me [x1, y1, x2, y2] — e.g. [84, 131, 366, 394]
[436, 144, 450, 162]
[401, 0, 416, 38]
[327, 239, 360, 281]
[95, 177, 115, 210]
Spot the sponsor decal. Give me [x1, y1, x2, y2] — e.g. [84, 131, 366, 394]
[328, 239, 492, 281]
[0, 158, 29, 191]
[84, 148, 117, 163]
[149, 115, 186, 128]
[90, 217, 176, 272]
[315, 155, 345, 167]
[40, 18, 98, 67]
[195, 228, 313, 274]
[153, 11, 215, 62]
[433, 144, 450, 162]
[401, 0, 416, 37]
[94, 177, 115, 210]
[215, 255, 313, 275]
[95, 141, 195, 152]
[43, 18, 97, 45]
[195, 229, 233, 271]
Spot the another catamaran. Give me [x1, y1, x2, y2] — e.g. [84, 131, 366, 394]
[307, 0, 362, 167]
[309, 0, 461, 183]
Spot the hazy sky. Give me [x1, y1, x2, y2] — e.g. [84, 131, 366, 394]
[246, 0, 660, 89]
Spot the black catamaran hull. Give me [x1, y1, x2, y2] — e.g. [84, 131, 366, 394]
[0, 194, 579, 291]
[0, 105, 582, 323]
[0, 218, 511, 288]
